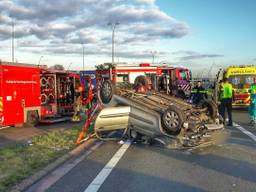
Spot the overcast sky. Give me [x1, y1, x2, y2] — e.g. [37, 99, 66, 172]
[0, 0, 255, 75]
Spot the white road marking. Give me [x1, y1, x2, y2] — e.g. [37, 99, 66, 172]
[84, 140, 132, 192]
[26, 141, 103, 192]
[233, 123, 256, 142]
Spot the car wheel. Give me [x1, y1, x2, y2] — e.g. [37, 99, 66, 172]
[100, 80, 114, 104]
[134, 75, 148, 90]
[198, 99, 218, 119]
[162, 105, 184, 134]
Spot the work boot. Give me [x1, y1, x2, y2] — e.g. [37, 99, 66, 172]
[227, 121, 233, 126]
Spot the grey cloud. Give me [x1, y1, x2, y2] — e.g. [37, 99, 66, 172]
[21, 45, 167, 60]
[29, 23, 75, 40]
[105, 5, 172, 25]
[116, 50, 166, 59]
[0, 0, 191, 57]
[0, 25, 30, 40]
[132, 22, 190, 38]
[2, 0, 90, 21]
[179, 54, 224, 61]
[172, 50, 224, 61]
[134, 0, 155, 5]
[172, 50, 198, 55]
[0, 15, 12, 24]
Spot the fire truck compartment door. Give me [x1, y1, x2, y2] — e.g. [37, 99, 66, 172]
[2, 66, 40, 126]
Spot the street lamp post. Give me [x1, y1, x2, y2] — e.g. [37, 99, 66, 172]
[82, 43, 85, 70]
[108, 22, 120, 65]
[12, 20, 15, 63]
[67, 62, 73, 71]
[38, 56, 44, 67]
[151, 51, 157, 64]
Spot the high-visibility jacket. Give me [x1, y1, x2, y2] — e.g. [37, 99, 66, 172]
[222, 82, 233, 99]
[218, 83, 224, 101]
[250, 84, 256, 94]
[191, 86, 207, 104]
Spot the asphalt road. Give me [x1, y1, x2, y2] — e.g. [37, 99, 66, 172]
[27, 110, 256, 192]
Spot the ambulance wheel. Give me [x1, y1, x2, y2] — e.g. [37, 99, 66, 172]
[162, 105, 184, 135]
[198, 99, 218, 119]
[100, 80, 114, 104]
[134, 76, 148, 90]
[26, 111, 39, 127]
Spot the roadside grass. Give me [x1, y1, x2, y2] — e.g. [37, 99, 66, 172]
[0, 124, 94, 192]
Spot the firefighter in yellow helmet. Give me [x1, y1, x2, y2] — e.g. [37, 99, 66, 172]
[220, 77, 234, 126]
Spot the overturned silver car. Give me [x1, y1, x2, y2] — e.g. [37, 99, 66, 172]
[94, 78, 224, 148]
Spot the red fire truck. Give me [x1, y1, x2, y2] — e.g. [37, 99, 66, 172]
[95, 63, 191, 102]
[0, 62, 81, 128]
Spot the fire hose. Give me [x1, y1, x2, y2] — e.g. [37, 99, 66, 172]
[76, 77, 96, 144]
[76, 103, 101, 144]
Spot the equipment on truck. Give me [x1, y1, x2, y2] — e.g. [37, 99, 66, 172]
[222, 65, 256, 107]
[93, 63, 224, 148]
[0, 61, 82, 128]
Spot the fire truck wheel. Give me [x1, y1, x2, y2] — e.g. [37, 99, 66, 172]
[100, 80, 114, 104]
[162, 105, 184, 135]
[26, 111, 39, 127]
[198, 99, 218, 119]
[134, 75, 149, 90]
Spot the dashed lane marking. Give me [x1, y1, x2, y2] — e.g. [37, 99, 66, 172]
[84, 140, 132, 192]
[234, 123, 256, 142]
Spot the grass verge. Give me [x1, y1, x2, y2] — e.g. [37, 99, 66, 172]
[0, 124, 94, 192]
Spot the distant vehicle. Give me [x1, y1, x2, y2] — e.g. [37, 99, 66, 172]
[0, 62, 82, 128]
[223, 65, 256, 107]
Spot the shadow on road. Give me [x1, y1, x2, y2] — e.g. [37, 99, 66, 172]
[144, 145, 256, 184]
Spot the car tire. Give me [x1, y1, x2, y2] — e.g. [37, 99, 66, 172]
[161, 105, 184, 135]
[198, 99, 218, 119]
[134, 75, 148, 90]
[99, 80, 114, 104]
